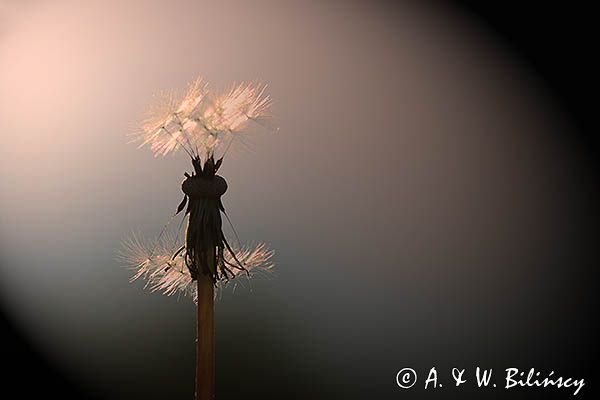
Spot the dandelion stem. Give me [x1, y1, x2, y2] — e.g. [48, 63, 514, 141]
[196, 270, 214, 400]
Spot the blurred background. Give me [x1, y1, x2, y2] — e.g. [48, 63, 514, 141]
[0, 1, 598, 399]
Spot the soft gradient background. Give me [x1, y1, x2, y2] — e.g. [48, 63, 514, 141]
[0, 1, 598, 399]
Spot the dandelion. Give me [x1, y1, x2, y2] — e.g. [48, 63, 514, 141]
[122, 76, 275, 400]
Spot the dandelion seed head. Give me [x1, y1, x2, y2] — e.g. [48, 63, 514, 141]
[131, 76, 274, 159]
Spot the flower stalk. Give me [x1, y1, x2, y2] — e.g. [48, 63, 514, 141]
[196, 265, 214, 400]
